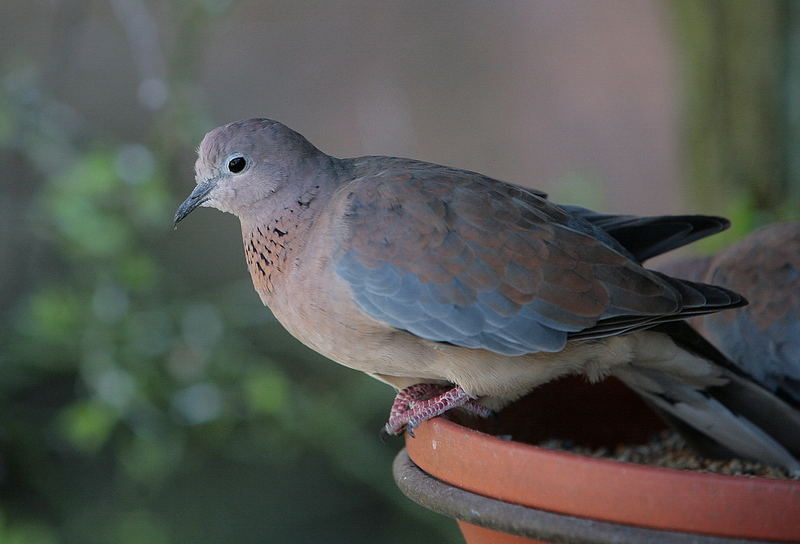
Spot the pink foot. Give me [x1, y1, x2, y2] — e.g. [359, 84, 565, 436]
[383, 384, 491, 436]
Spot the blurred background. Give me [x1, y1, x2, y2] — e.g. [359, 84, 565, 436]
[0, 1, 798, 542]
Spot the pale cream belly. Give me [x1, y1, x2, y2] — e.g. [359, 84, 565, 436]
[262, 273, 645, 404]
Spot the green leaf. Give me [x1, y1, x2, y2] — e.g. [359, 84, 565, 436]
[244, 368, 289, 416]
[58, 400, 118, 453]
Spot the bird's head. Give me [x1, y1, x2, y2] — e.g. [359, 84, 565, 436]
[174, 118, 322, 225]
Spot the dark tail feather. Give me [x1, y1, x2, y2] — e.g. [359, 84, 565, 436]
[600, 215, 729, 262]
[563, 206, 730, 262]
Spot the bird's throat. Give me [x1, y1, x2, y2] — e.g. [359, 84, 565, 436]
[241, 184, 323, 298]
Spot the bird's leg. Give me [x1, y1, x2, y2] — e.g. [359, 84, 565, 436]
[387, 383, 448, 420]
[384, 384, 488, 437]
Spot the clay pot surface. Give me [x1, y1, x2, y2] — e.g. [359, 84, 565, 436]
[402, 377, 800, 542]
[457, 522, 545, 544]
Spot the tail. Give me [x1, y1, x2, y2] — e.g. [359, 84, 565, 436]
[616, 322, 800, 474]
[562, 205, 729, 262]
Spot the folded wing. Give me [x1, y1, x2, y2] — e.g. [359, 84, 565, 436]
[335, 168, 743, 356]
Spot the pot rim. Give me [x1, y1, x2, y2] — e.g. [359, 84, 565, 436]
[393, 449, 768, 544]
[405, 418, 800, 542]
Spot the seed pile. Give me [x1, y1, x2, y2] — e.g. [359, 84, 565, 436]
[538, 431, 798, 480]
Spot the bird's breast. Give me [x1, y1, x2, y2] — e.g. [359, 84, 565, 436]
[241, 215, 394, 372]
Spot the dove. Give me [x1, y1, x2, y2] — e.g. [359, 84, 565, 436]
[175, 118, 800, 471]
[659, 223, 800, 404]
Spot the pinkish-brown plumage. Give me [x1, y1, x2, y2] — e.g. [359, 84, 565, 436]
[175, 118, 800, 472]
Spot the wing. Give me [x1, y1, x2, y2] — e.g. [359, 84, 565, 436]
[334, 166, 742, 356]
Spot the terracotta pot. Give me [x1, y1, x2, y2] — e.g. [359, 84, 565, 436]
[392, 377, 800, 543]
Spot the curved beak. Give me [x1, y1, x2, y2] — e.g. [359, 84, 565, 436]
[173, 179, 216, 227]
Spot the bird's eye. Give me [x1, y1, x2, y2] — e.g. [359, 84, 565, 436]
[227, 155, 247, 173]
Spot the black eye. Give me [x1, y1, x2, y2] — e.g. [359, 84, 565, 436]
[228, 156, 247, 173]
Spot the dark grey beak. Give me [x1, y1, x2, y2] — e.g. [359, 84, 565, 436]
[173, 179, 216, 227]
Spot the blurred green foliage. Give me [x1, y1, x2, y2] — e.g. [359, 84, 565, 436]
[0, 3, 457, 543]
[671, 0, 800, 251]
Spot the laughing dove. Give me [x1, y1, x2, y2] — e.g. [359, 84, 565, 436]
[659, 222, 800, 404]
[175, 118, 800, 471]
